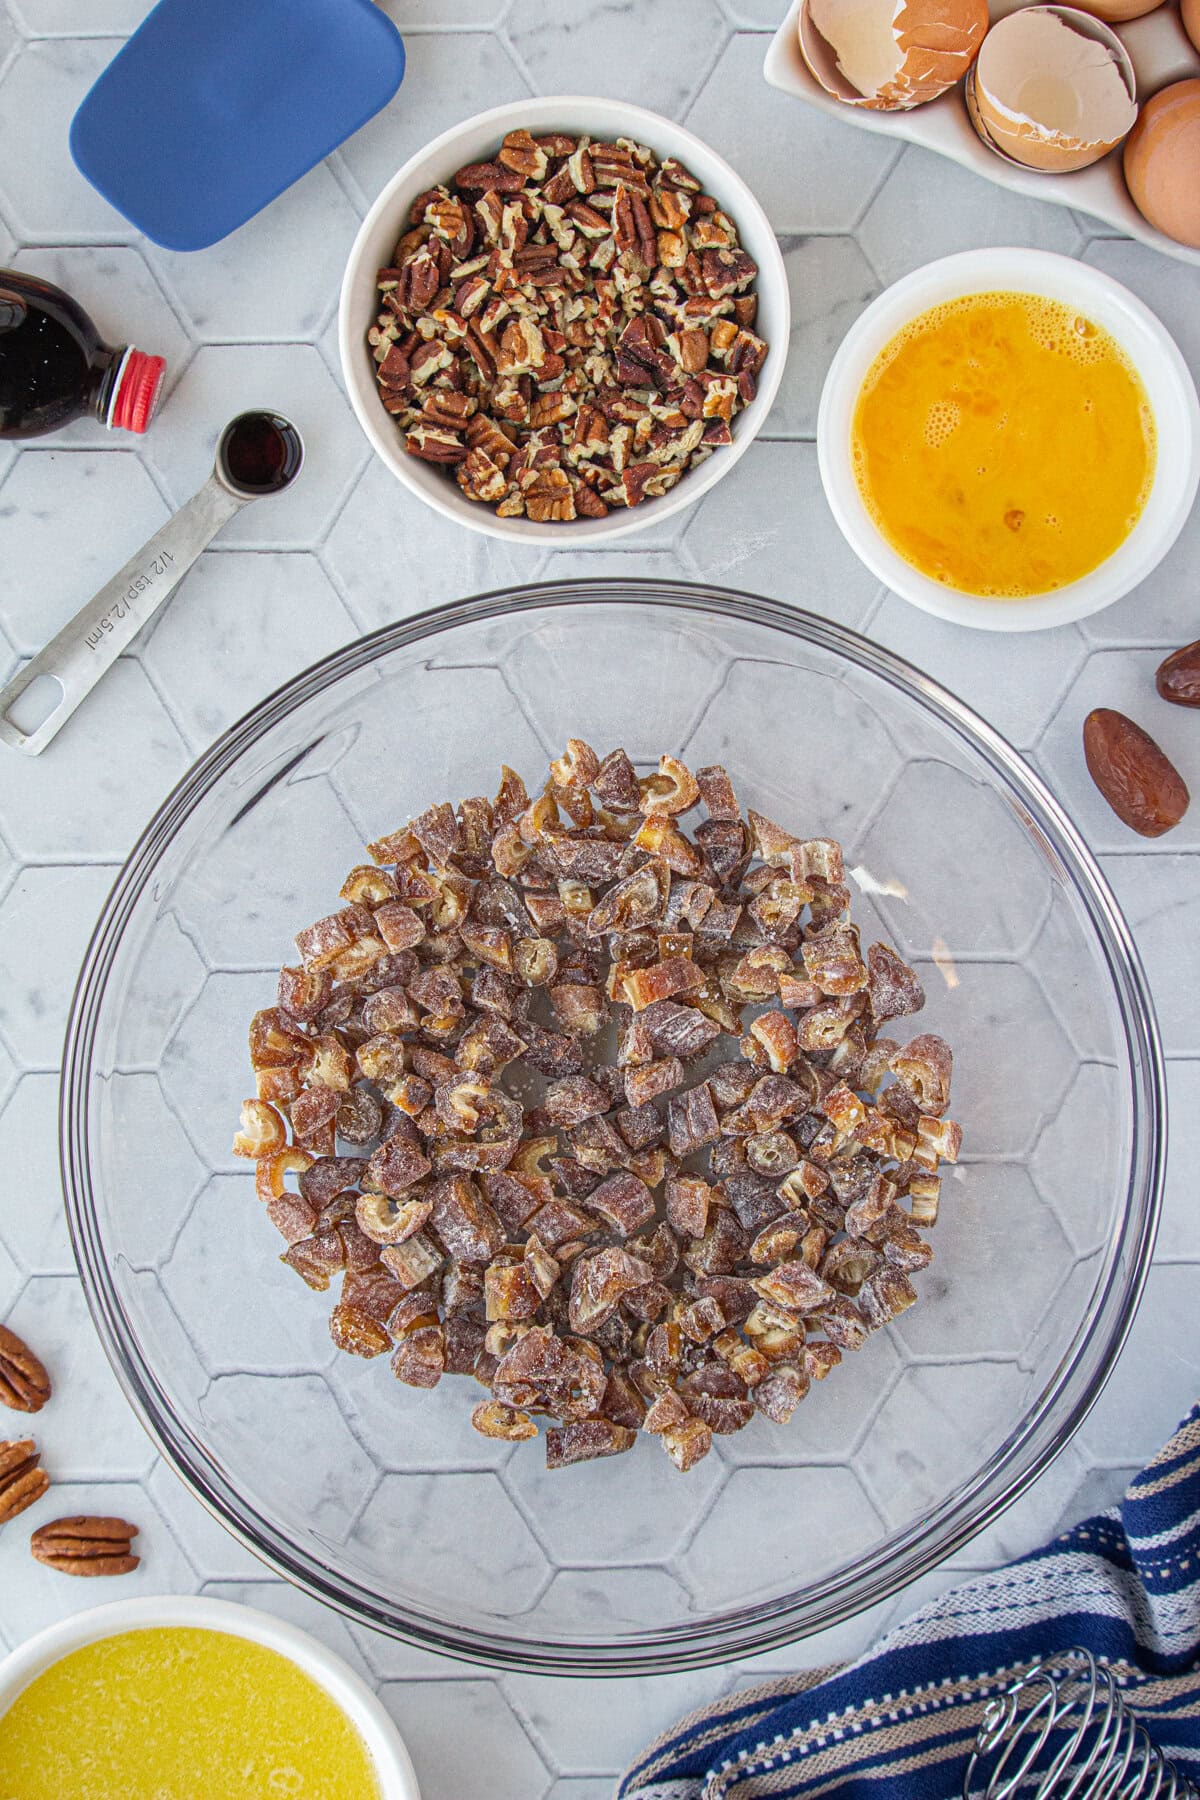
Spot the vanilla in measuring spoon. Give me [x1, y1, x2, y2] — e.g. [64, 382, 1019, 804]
[850, 291, 1156, 597]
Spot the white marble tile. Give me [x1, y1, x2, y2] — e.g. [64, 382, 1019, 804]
[0, 657, 190, 858]
[377, 0, 506, 22]
[1099, 852, 1200, 1057]
[1079, 492, 1200, 649]
[3, 1276, 156, 1478]
[1156, 1061, 1200, 1261]
[0, 863, 119, 1066]
[686, 32, 899, 233]
[322, 454, 545, 631]
[145, 1457, 265, 1583]
[507, 1665, 732, 1781]
[336, 32, 531, 210]
[0, 39, 132, 238]
[0, 1072, 74, 1273]
[682, 438, 882, 626]
[141, 549, 357, 751]
[0, 4, 16, 77]
[0, 1231, 19, 1313]
[1079, 1264, 1200, 1465]
[0, 447, 171, 652]
[858, 143, 1083, 287]
[147, 163, 361, 344]
[381, 1678, 553, 1800]
[146, 343, 368, 550]
[1083, 238, 1200, 374]
[767, 234, 879, 439]
[868, 591, 1089, 750]
[505, 0, 728, 115]
[11, 0, 142, 28]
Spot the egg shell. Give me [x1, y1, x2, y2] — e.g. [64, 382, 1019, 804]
[1123, 79, 1200, 249]
[969, 5, 1138, 172]
[1182, 0, 1200, 55]
[798, 0, 989, 110]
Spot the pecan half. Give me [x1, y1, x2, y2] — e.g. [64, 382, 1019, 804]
[30, 1515, 139, 1577]
[0, 1325, 51, 1413]
[0, 1438, 49, 1525]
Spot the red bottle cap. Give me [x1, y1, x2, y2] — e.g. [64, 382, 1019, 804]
[109, 349, 166, 434]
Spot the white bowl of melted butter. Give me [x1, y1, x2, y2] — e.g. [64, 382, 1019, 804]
[818, 247, 1200, 631]
[0, 1596, 421, 1800]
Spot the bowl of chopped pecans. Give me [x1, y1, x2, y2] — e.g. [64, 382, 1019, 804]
[62, 581, 1162, 1673]
[338, 98, 789, 541]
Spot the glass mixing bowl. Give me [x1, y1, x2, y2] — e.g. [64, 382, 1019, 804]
[62, 580, 1163, 1675]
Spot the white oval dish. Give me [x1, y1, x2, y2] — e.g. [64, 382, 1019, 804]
[338, 95, 790, 547]
[816, 246, 1200, 631]
[0, 1595, 421, 1800]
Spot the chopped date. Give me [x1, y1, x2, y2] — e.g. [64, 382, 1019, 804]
[241, 744, 958, 1473]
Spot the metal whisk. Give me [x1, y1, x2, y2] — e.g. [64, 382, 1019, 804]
[963, 1649, 1199, 1800]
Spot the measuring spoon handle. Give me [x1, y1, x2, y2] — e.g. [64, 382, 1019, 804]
[0, 473, 246, 755]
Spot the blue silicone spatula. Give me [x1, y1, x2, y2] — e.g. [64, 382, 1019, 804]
[70, 0, 405, 252]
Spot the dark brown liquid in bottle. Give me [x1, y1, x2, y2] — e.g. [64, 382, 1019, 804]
[221, 412, 303, 494]
[0, 270, 119, 438]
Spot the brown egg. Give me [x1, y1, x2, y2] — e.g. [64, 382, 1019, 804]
[1066, 0, 1165, 22]
[1124, 79, 1200, 248]
[968, 5, 1137, 172]
[1182, 0, 1200, 55]
[797, 0, 988, 109]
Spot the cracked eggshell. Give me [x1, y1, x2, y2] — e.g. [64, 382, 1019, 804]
[1124, 80, 1200, 249]
[967, 5, 1138, 172]
[797, 0, 989, 110]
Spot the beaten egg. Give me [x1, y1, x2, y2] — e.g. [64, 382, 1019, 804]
[851, 290, 1156, 598]
[0, 1627, 382, 1800]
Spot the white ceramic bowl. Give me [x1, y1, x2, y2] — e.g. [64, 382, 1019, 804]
[0, 1595, 421, 1798]
[339, 96, 789, 546]
[817, 247, 1200, 632]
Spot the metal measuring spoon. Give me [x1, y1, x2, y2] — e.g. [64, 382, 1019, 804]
[0, 409, 304, 755]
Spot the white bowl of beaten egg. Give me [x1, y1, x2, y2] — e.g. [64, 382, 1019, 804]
[0, 1595, 421, 1800]
[817, 248, 1199, 631]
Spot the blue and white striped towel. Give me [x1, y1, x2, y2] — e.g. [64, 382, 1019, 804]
[621, 1402, 1200, 1799]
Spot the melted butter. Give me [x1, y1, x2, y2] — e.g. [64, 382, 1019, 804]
[0, 1627, 382, 1800]
[851, 290, 1156, 597]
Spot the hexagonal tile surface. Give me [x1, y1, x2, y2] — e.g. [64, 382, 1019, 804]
[161, 1174, 339, 1370]
[858, 143, 1083, 286]
[141, 550, 357, 750]
[0, 658, 190, 857]
[0, 1072, 75, 1273]
[1031, 1062, 1126, 1259]
[0, 40, 131, 238]
[0, 449, 172, 653]
[0, 863, 119, 1066]
[336, 32, 530, 208]
[322, 455, 547, 634]
[768, 235, 879, 440]
[166, 776, 362, 970]
[687, 1465, 885, 1608]
[1100, 854, 1199, 1058]
[506, 0, 726, 113]
[683, 440, 884, 627]
[4, 1276, 157, 1478]
[937, 960, 1076, 1157]
[147, 163, 361, 344]
[147, 345, 367, 549]
[11, 0, 145, 26]
[686, 33, 898, 233]
[506, 1426, 724, 1564]
[357, 1471, 552, 1617]
[380, 1678, 552, 1800]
